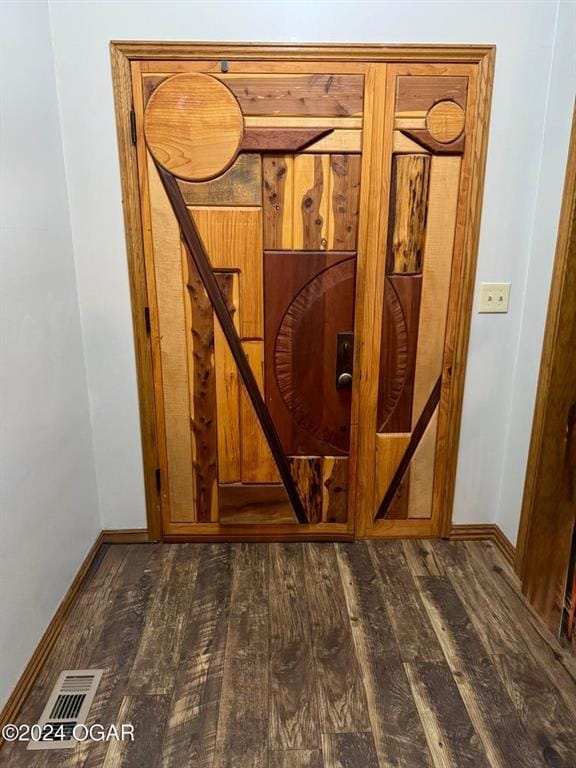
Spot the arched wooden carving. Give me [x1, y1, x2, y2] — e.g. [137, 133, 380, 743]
[265, 252, 356, 456]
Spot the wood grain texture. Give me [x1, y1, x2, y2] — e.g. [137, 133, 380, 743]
[393, 130, 431, 154]
[347, 63, 393, 538]
[269, 544, 319, 749]
[396, 75, 468, 112]
[321, 733, 379, 768]
[245, 116, 363, 129]
[102, 694, 171, 768]
[145, 73, 243, 181]
[289, 457, 323, 524]
[407, 406, 438, 519]
[264, 251, 356, 456]
[126, 544, 200, 694]
[214, 272, 241, 484]
[240, 340, 281, 484]
[219, 485, 293, 525]
[374, 433, 410, 516]
[240, 127, 333, 152]
[377, 274, 422, 432]
[217, 74, 364, 116]
[263, 155, 294, 250]
[178, 153, 261, 207]
[400, 128, 466, 155]
[302, 129, 362, 154]
[336, 542, 433, 767]
[322, 457, 349, 523]
[148, 158, 195, 522]
[303, 544, 370, 732]
[190, 206, 263, 339]
[404, 662, 490, 768]
[263, 155, 360, 251]
[8, 537, 575, 767]
[329, 154, 361, 250]
[293, 154, 330, 250]
[386, 154, 430, 273]
[516, 107, 576, 634]
[161, 544, 233, 768]
[417, 575, 544, 768]
[426, 100, 466, 143]
[269, 751, 323, 768]
[368, 541, 445, 663]
[186, 244, 218, 522]
[412, 156, 461, 427]
[213, 545, 268, 768]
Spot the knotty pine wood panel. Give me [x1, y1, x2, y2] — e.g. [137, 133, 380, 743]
[214, 272, 241, 484]
[289, 457, 323, 524]
[178, 153, 262, 207]
[263, 155, 294, 250]
[264, 251, 355, 456]
[377, 274, 422, 433]
[240, 340, 281, 484]
[293, 154, 330, 250]
[182, 243, 218, 522]
[321, 456, 349, 523]
[329, 154, 362, 250]
[216, 73, 364, 116]
[386, 154, 431, 274]
[263, 155, 361, 251]
[189, 206, 263, 339]
[412, 157, 461, 426]
[147, 158, 195, 522]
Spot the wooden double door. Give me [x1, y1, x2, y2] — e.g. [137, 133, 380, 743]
[123, 45, 492, 539]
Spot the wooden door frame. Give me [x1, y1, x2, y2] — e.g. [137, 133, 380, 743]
[515, 104, 576, 630]
[110, 41, 495, 542]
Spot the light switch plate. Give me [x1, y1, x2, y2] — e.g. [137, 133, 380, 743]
[478, 282, 511, 313]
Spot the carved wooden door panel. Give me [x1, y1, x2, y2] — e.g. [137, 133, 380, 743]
[127, 50, 491, 539]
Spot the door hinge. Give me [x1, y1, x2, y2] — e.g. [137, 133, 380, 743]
[129, 108, 137, 145]
[144, 306, 151, 334]
[155, 468, 161, 493]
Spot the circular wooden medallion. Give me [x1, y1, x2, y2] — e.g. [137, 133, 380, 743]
[426, 100, 465, 144]
[144, 73, 243, 181]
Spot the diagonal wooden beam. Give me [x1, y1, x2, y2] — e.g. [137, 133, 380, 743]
[375, 376, 442, 520]
[154, 159, 308, 524]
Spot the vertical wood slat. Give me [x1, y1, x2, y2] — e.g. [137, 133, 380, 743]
[240, 341, 281, 484]
[214, 273, 241, 484]
[148, 159, 195, 522]
[411, 156, 461, 427]
[263, 154, 360, 251]
[386, 154, 430, 274]
[184, 243, 218, 522]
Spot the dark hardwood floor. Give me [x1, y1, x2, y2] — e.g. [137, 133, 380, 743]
[4, 540, 576, 767]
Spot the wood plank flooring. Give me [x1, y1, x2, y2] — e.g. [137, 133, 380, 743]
[3, 540, 576, 767]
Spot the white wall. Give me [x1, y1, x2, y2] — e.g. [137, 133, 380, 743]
[46, 0, 576, 536]
[0, 1, 100, 707]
